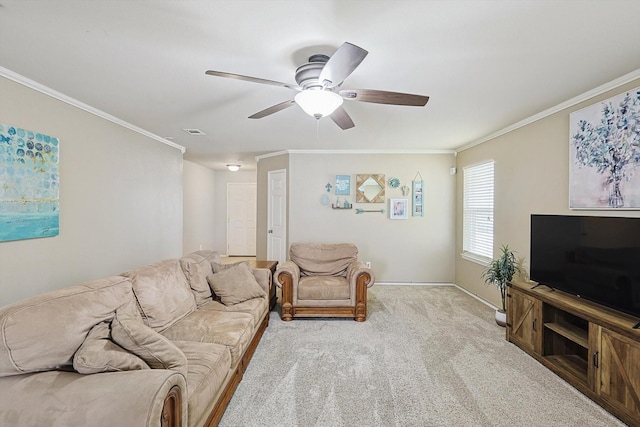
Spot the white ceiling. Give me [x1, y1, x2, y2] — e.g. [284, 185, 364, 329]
[1, 1, 639, 170]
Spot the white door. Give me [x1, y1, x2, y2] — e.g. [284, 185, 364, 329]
[227, 183, 256, 256]
[267, 169, 287, 264]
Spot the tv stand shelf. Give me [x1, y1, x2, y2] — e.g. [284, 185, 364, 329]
[544, 322, 588, 348]
[507, 280, 640, 427]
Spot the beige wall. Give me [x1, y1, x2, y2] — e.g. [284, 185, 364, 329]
[287, 152, 456, 282]
[455, 78, 640, 308]
[0, 76, 183, 306]
[213, 170, 256, 255]
[256, 153, 289, 260]
[183, 160, 216, 254]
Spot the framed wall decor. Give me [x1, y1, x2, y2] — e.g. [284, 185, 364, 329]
[412, 179, 424, 216]
[335, 175, 350, 195]
[0, 123, 60, 242]
[390, 198, 408, 219]
[356, 174, 385, 203]
[569, 87, 640, 209]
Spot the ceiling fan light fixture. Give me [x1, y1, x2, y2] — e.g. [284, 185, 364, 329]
[294, 89, 343, 119]
[226, 164, 241, 172]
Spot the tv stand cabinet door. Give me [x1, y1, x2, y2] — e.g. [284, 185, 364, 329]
[507, 287, 542, 355]
[593, 325, 640, 425]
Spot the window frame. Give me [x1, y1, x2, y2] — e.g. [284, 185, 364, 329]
[461, 160, 495, 266]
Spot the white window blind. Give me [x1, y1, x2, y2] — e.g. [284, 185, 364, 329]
[463, 161, 494, 263]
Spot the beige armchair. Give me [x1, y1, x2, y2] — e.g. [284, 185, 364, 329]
[274, 243, 375, 322]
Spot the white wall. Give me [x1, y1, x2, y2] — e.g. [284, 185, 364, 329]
[183, 160, 216, 255]
[0, 76, 183, 306]
[288, 152, 456, 282]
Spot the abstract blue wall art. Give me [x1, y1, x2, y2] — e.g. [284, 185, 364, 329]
[0, 124, 60, 242]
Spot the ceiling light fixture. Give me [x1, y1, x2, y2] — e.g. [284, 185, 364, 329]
[226, 164, 241, 172]
[294, 89, 343, 119]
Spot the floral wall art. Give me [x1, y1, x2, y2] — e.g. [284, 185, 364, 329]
[570, 87, 640, 209]
[0, 124, 60, 242]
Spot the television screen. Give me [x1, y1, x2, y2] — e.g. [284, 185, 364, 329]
[530, 215, 640, 319]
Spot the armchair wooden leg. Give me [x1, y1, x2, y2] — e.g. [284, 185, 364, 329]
[278, 272, 294, 322]
[354, 273, 370, 322]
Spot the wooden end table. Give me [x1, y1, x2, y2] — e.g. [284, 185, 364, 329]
[249, 260, 278, 310]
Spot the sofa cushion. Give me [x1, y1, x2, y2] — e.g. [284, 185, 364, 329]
[199, 298, 268, 329]
[122, 259, 196, 331]
[207, 262, 266, 306]
[73, 321, 149, 374]
[298, 276, 351, 300]
[111, 311, 188, 378]
[0, 276, 137, 377]
[180, 250, 221, 307]
[161, 310, 254, 367]
[173, 340, 232, 427]
[290, 243, 358, 277]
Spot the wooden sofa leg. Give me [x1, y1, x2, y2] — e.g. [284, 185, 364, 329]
[278, 272, 294, 321]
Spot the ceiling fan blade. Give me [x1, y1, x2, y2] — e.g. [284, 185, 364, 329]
[340, 89, 429, 106]
[248, 100, 296, 119]
[205, 70, 300, 91]
[330, 106, 355, 130]
[319, 42, 368, 88]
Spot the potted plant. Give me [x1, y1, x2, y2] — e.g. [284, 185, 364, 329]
[482, 244, 520, 327]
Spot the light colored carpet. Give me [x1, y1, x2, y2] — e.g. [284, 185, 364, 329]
[220, 285, 625, 426]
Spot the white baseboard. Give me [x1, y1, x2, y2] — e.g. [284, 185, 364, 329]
[452, 284, 499, 311]
[376, 282, 455, 287]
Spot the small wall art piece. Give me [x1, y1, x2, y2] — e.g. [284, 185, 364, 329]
[335, 175, 350, 195]
[0, 124, 60, 242]
[412, 180, 424, 216]
[390, 198, 408, 219]
[569, 87, 640, 209]
[356, 174, 385, 203]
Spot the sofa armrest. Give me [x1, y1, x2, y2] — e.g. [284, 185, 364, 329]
[0, 369, 187, 427]
[251, 268, 271, 295]
[347, 261, 375, 288]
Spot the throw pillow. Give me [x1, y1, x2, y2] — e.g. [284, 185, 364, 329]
[207, 262, 266, 306]
[73, 321, 150, 374]
[211, 260, 250, 274]
[110, 311, 187, 377]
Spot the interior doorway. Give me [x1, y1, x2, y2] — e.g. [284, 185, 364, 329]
[227, 182, 256, 256]
[267, 169, 287, 264]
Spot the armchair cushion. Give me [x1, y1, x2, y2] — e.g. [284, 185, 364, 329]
[298, 276, 350, 300]
[290, 243, 358, 277]
[206, 262, 266, 306]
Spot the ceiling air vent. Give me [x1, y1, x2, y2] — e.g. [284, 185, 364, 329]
[182, 128, 206, 136]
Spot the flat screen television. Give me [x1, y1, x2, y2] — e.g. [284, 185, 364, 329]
[530, 214, 640, 320]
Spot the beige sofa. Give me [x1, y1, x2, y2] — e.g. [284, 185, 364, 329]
[0, 250, 270, 427]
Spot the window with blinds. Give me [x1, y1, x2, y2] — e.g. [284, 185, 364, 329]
[462, 160, 494, 264]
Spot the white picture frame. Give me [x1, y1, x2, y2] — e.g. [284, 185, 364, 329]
[389, 198, 408, 219]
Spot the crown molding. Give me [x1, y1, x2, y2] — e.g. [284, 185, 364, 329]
[456, 68, 640, 153]
[256, 149, 455, 162]
[0, 66, 186, 154]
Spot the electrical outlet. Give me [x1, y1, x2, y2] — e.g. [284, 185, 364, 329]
[366, 261, 371, 268]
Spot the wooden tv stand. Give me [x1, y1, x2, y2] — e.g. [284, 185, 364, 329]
[507, 280, 640, 427]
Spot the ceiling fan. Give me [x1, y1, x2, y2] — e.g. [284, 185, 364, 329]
[205, 42, 429, 130]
